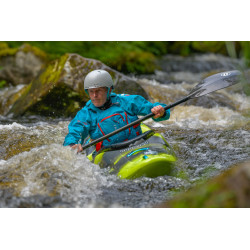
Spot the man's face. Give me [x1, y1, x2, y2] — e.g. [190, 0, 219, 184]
[88, 87, 108, 107]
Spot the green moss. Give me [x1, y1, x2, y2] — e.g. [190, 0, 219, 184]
[169, 182, 224, 208]
[27, 85, 85, 117]
[191, 41, 228, 54]
[0, 42, 9, 50]
[164, 164, 249, 208]
[0, 80, 7, 88]
[0, 47, 18, 58]
[39, 53, 69, 85]
[0, 42, 48, 61]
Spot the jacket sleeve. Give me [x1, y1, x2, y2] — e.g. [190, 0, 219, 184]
[63, 108, 91, 146]
[125, 95, 170, 122]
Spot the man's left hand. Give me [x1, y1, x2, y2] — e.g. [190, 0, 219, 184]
[151, 105, 165, 119]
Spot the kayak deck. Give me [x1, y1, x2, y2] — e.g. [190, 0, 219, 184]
[85, 124, 177, 179]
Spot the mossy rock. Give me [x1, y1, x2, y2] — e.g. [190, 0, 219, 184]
[0, 43, 47, 60]
[20, 43, 48, 61]
[0, 84, 29, 115]
[159, 160, 250, 208]
[61, 53, 150, 98]
[4, 53, 149, 117]
[0, 47, 18, 58]
[0, 43, 49, 86]
[26, 85, 85, 117]
[6, 54, 69, 116]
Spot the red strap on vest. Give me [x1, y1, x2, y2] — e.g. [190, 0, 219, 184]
[133, 123, 140, 129]
[95, 141, 103, 152]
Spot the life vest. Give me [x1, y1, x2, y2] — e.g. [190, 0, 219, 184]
[63, 93, 170, 148]
[89, 105, 142, 149]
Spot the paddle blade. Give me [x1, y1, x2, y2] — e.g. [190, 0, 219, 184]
[188, 70, 242, 98]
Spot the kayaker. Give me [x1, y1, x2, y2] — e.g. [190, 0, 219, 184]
[63, 69, 170, 152]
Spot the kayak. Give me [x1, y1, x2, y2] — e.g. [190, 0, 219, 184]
[85, 124, 177, 179]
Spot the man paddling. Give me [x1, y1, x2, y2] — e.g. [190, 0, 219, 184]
[63, 69, 170, 152]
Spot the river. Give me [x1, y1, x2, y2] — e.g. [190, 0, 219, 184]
[0, 54, 250, 207]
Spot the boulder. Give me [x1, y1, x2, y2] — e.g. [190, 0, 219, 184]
[0, 43, 47, 86]
[159, 160, 250, 208]
[3, 53, 149, 117]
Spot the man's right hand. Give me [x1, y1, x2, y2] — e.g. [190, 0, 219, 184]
[70, 144, 83, 153]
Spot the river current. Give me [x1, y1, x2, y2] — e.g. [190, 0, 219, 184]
[0, 56, 250, 208]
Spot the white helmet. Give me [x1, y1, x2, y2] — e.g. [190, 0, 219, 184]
[84, 70, 114, 92]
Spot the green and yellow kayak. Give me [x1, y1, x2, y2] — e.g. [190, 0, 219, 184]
[85, 124, 177, 179]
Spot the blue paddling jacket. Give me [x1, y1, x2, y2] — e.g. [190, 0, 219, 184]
[63, 93, 170, 148]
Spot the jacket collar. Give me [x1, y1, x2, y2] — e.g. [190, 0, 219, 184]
[86, 93, 118, 111]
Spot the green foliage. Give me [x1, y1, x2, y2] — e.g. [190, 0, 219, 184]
[0, 42, 9, 50]
[191, 41, 228, 54]
[5, 41, 168, 74]
[4, 41, 250, 75]
[239, 41, 250, 65]
[168, 41, 192, 56]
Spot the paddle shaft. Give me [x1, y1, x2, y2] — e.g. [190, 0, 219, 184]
[81, 95, 190, 150]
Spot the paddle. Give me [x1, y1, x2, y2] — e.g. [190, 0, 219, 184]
[81, 70, 242, 151]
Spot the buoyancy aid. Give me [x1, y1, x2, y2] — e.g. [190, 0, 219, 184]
[63, 93, 170, 149]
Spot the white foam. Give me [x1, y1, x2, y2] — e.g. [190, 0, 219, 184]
[0, 122, 28, 130]
[168, 105, 249, 129]
[1, 143, 113, 206]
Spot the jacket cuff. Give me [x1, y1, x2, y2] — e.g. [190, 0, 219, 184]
[152, 109, 170, 122]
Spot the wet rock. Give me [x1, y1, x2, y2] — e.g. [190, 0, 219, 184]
[159, 160, 250, 208]
[0, 191, 71, 208]
[4, 54, 69, 117]
[0, 43, 48, 86]
[157, 54, 243, 74]
[61, 53, 149, 99]
[137, 54, 245, 85]
[2, 53, 149, 117]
